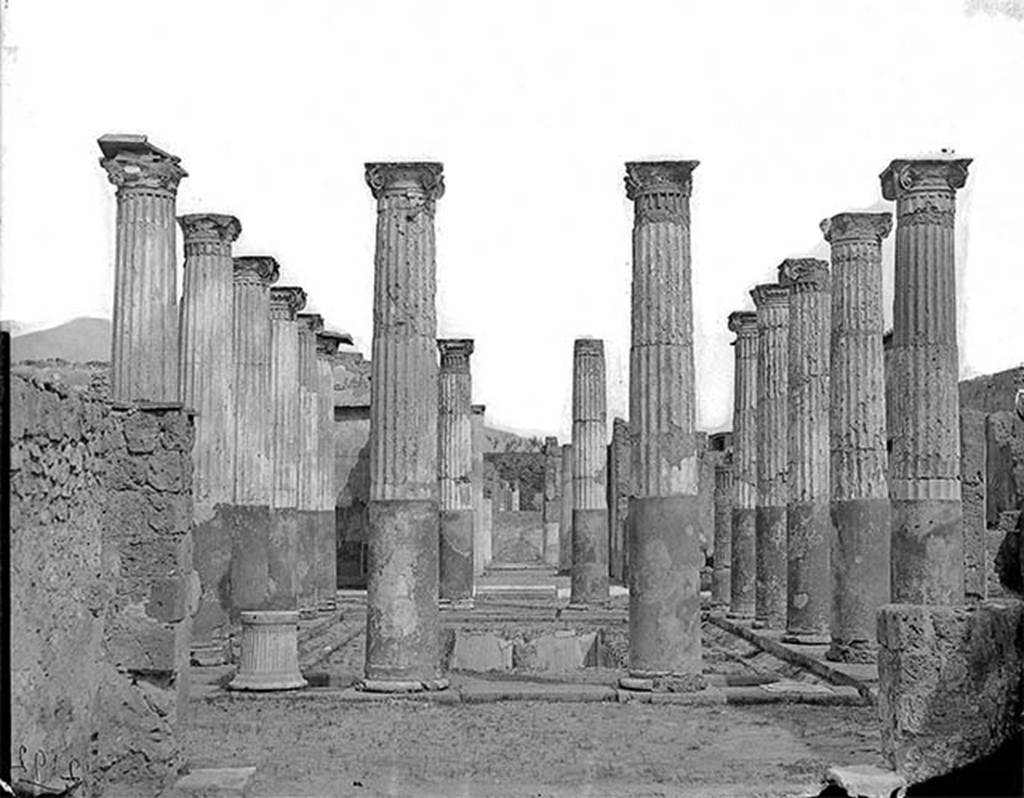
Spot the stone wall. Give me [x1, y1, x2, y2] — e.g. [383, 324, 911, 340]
[9, 371, 196, 796]
[334, 405, 370, 587]
[959, 367, 1024, 528]
[491, 510, 545, 564]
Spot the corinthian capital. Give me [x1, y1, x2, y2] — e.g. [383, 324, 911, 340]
[820, 212, 892, 244]
[624, 161, 699, 200]
[178, 213, 242, 244]
[98, 133, 188, 193]
[297, 313, 325, 335]
[879, 156, 971, 201]
[750, 283, 789, 309]
[778, 258, 830, 291]
[270, 286, 307, 320]
[233, 256, 280, 286]
[727, 310, 758, 337]
[365, 162, 445, 200]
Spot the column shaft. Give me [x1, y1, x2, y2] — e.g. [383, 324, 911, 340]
[571, 338, 608, 604]
[438, 339, 475, 602]
[99, 135, 186, 403]
[779, 259, 832, 642]
[559, 444, 574, 573]
[296, 314, 323, 615]
[178, 214, 241, 517]
[823, 212, 892, 662]
[608, 417, 631, 584]
[712, 460, 734, 610]
[363, 162, 444, 690]
[728, 312, 758, 619]
[316, 334, 341, 612]
[229, 257, 278, 615]
[268, 286, 306, 610]
[625, 161, 702, 683]
[471, 405, 487, 576]
[752, 284, 789, 630]
[881, 157, 971, 604]
[542, 436, 562, 567]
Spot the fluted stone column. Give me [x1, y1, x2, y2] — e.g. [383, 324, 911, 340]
[363, 162, 446, 692]
[881, 157, 971, 605]
[559, 444, 574, 574]
[778, 259, 832, 644]
[295, 313, 324, 617]
[608, 417, 631, 584]
[822, 212, 892, 662]
[229, 256, 279, 615]
[178, 214, 242, 516]
[712, 458, 734, 612]
[570, 338, 609, 606]
[471, 404, 487, 577]
[728, 311, 758, 620]
[542, 436, 561, 567]
[227, 610, 306, 691]
[751, 283, 789, 630]
[623, 161, 703, 688]
[98, 134, 186, 403]
[269, 286, 307, 611]
[438, 339, 475, 605]
[316, 331, 344, 613]
[178, 214, 241, 647]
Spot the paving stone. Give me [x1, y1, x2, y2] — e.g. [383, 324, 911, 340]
[167, 767, 257, 797]
[823, 763, 906, 798]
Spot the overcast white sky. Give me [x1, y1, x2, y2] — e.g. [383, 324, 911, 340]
[2, 0, 1022, 441]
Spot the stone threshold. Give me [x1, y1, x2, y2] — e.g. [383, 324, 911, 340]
[200, 679, 865, 706]
[707, 614, 878, 703]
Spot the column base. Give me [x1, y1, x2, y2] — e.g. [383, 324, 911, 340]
[227, 610, 307, 692]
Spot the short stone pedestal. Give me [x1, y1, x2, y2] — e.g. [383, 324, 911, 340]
[227, 611, 307, 691]
[877, 600, 1023, 784]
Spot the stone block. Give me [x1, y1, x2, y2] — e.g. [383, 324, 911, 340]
[514, 630, 597, 673]
[876, 600, 1023, 783]
[823, 764, 906, 798]
[449, 632, 513, 672]
[123, 410, 160, 453]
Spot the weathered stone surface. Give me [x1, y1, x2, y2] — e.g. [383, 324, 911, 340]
[822, 211, 892, 662]
[876, 600, 1022, 784]
[492, 510, 545, 564]
[728, 311, 758, 619]
[751, 283, 789, 630]
[99, 134, 186, 404]
[296, 313, 323, 613]
[449, 632, 514, 672]
[514, 631, 599, 673]
[778, 259, 831, 642]
[961, 408, 988, 602]
[169, 766, 257, 798]
[881, 156, 971, 605]
[571, 338, 608, 604]
[10, 374, 195, 795]
[364, 162, 444, 690]
[822, 764, 906, 798]
[624, 160, 702, 680]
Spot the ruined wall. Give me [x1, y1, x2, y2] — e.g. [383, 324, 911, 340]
[491, 510, 545, 564]
[10, 371, 196, 796]
[959, 368, 1024, 528]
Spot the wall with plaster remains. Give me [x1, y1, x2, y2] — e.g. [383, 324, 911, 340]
[9, 370, 196, 796]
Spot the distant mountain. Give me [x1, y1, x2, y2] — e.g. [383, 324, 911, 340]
[10, 317, 111, 363]
[484, 426, 544, 453]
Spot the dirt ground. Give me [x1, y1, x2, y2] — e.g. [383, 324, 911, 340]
[183, 697, 882, 797]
